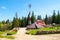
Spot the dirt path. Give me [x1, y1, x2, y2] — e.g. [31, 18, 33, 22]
[14, 28, 60, 40]
[0, 28, 60, 40]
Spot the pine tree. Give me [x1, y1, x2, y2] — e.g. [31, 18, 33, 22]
[24, 17, 27, 27]
[52, 10, 56, 23]
[19, 18, 21, 27]
[2, 20, 6, 24]
[6, 19, 9, 24]
[21, 17, 24, 27]
[37, 15, 42, 20]
[12, 13, 19, 28]
[44, 14, 48, 24]
[57, 10, 60, 24]
[31, 11, 36, 24]
[20, 17, 27, 27]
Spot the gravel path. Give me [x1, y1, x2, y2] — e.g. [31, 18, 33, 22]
[14, 28, 60, 40]
[0, 28, 60, 40]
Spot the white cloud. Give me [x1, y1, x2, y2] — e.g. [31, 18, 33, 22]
[1, 6, 7, 9]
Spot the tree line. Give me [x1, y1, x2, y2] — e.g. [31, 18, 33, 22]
[44, 10, 60, 24]
[0, 10, 60, 31]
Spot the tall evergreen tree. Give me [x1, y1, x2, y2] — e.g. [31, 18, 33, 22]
[12, 13, 19, 28]
[57, 10, 60, 24]
[19, 18, 21, 27]
[2, 20, 6, 24]
[6, 19, 9, 24]
[21, 17, 24, 27]
[31, 11, 36, 24]
[44, 14, 48, 24]
[20, 17, 27, 27]
[52, 10, 56, 23]
[37, 15, 42, 20]
[24, 17, 27, 27]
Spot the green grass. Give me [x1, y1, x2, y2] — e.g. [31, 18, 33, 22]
[0, 30, 16, 39]
[5, 36, 15, 39]
[0, 35, 15, 39]
[0, 31, 3, 35]
[7, 31, 17, 35]
[27, 29, 37, 35]
[39, 27, 59, 31]
[26, 26, 60, 35]
[0, 30, 9, 35]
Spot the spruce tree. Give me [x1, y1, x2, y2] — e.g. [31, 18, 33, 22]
[2, 20, 6, 24]
[6, 19, 9, 24]
[57, 10, 60, 24]
[52, 10, 56, 23]
[31, 11, 36, 24]
[24, 17, 27, 27]
[44, 14, 48, 24]
[12, 13, 19, 28]
[19, 18, 21, 27]
[37, 15, 42, 20]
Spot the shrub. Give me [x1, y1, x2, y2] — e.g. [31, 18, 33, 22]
[7, 31, 17, 35]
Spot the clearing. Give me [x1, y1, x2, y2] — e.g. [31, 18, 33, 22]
[0, 28, 60, 40]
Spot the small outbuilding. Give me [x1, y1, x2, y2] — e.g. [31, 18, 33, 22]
[27, 20, 46, 29]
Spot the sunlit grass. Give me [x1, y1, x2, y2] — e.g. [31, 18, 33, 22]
[0, 30, 16, 39]
[26, 26, 60, 35]
[7, 31, 17, 35]
[0, 35, 15, 39]
[39, 27, 59, 31]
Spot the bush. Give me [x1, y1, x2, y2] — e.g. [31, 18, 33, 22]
[7, 31, 17, 35]
[36, 30, 60, 35]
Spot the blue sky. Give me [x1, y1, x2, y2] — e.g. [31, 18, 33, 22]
[0, 0, 60, 21]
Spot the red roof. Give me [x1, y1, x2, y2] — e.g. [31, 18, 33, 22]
[36, 20, 46, 26]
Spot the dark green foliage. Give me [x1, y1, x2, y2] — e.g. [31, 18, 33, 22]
[44, 10, 60, 24]
[12, 13, 19, 28]
[6, 19, 9, 24]
[52, 10, 56, 23]
[12, 17, 19, 28]
[21, 17, 27, 27]
[24, 17, 27, 27]
[0, 22, 10, 31]
[37, 15, 42, 20]
[5, 19, 12, 30]
[7, 31, 17, 35]
[31, 11, 36, 24]
[19, 18, 21, 27]
[2, 20, 6, 24]
[44, 14, 48, 24]
[1, 10, 60, 31]
[56, 10, 60, 24]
